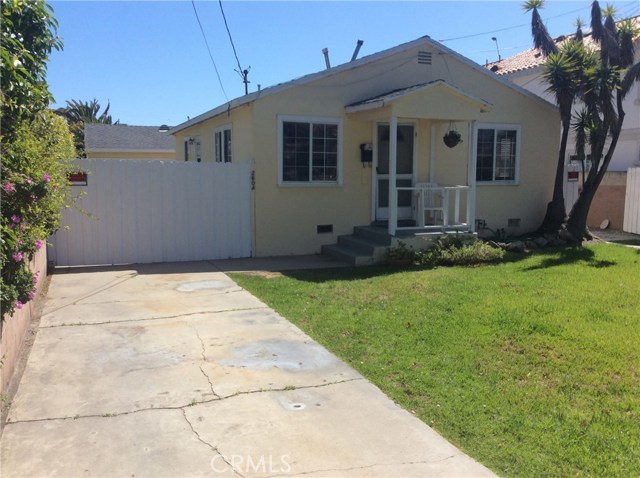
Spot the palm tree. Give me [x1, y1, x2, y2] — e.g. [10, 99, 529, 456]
[523, 0, 580, 232]
[524, 1, 640, 242]
[55, 99, 119, 156]
[564, 10, 640, 241]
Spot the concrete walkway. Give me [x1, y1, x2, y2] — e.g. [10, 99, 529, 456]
[1, 258, 496, 478]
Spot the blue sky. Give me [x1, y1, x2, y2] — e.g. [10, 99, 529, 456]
[47, 1, 640, 127]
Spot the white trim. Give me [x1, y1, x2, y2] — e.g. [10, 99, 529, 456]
[277, 114, 343, 187]
[467, 120, 477, 231]
[474, 122, 521, 186]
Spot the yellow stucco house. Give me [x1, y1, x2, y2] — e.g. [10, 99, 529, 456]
[171, 35, 560, 261]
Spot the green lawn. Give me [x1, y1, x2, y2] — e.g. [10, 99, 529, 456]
[230, 244, 640, 478]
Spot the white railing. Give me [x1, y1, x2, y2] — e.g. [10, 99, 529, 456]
[395, 184, 470, 231]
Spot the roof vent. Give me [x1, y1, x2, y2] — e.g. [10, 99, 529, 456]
[418, 51, 432, 65]
[490, 65, 499, 72]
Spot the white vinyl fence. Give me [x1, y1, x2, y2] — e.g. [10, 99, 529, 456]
[50, 159, 252, 266]
[623, 167, 640, 235]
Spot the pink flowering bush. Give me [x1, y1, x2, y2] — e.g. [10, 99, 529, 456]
[1, 112, 75, 318]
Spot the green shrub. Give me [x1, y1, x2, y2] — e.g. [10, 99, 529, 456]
[416, 236, 504, 267]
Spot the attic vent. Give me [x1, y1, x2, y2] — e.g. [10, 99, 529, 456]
[418, 51, 432, 65]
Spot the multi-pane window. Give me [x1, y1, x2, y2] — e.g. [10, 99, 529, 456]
[280, 118, 340, 183]
[215, 126, 232, 163]
[476, 125, 520, 183]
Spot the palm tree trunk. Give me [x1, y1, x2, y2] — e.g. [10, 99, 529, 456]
[539, 120, 570, 232]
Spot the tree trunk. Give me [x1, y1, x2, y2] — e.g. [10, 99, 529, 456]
[539, 121, 570, 233]
[564, 183, 597, 242]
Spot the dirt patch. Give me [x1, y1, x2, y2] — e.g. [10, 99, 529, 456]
[241, 271, 284, 279]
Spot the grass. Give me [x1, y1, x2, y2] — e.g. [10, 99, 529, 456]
[230, 244, 640, 478]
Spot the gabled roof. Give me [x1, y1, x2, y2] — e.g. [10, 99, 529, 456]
[171, 34, 556, 134]
[345, 80, 492, 113]
[85, 124, 175, 152]
[486, 15, 639, 76]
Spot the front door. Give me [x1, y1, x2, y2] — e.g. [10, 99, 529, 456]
[375, 123, 415, 221]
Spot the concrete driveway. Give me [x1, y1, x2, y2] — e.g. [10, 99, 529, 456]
[1, 258, 496, 477]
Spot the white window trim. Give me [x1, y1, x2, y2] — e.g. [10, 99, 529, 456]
[475, 123, 521, 186]
[214, 124, 232, 163]
[277, 114, 343, 187]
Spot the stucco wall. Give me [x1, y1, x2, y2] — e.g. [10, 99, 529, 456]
[0, 248, 47, 395]
[586, 172, 628, 229]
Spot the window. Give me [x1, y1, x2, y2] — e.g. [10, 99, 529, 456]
[278, 116, 342, 185]
[215, 125, 232, 163]
[183, 139, 190, 162]
[476, 124, 520, 183]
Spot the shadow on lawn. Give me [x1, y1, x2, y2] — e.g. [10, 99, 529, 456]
[521, 245, 617, 271]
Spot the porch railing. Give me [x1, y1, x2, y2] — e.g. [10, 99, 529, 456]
[395, 184, 470, 232]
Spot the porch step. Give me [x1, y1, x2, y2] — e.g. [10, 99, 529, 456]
[322, 226, 392, 266]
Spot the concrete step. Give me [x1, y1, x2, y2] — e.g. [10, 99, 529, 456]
[321, 244, 375, 266]
[353, 226, 393, 246]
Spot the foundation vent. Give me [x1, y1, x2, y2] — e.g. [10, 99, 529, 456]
[508, 218, 521, 228]
[317, 224, 333, 234]
[418, 51, 432, 65]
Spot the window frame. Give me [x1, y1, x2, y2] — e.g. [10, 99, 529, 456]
[214, 124, 232, 163]
[475, 123, 521, 185]
[277, 115, 343, 187]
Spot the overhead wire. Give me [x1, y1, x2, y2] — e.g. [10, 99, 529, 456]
[191, 0, 229, 101]
[218, 0, 244, 76]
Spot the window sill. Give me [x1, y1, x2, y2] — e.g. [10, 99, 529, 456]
[476, 180, 520, 186]
[278, 181, 343, 188]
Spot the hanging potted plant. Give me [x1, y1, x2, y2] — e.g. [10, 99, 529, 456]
[443, 122, 463, 148]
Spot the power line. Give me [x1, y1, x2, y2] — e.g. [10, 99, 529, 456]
[438, 5, 588, 43]
[218, 0, 250, 94]
[191, 0, 228, 101]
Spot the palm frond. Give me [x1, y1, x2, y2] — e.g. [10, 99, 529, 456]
[620, 61, 640, 100]
[590, 1, 604, 42]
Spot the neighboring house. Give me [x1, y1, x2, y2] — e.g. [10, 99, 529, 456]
[171, 35, 559, 258]
[84, 124, 177, 160]
[486, 16, 640, 230]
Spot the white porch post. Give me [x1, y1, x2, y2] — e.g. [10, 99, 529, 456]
[467, 120, 477, 231]
[430, 123, 437, 183]
[388, 116, 398, 236]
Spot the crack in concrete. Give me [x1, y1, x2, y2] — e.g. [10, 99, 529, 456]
[181, 409, 246, 478]
[272, 454, 464, 478]
[190, 324, 221, 399]
[4, 378, 364, 426]
[40, 306, 271, 329]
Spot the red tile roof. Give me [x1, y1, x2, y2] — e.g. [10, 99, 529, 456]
[486, 16, 639, 75]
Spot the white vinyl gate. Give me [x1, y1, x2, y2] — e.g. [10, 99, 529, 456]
[624, 167, 640, 235]
[50, 159, 252, 266]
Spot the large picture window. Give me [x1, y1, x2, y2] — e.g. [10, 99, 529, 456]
[279, 116, 342, 185]
[215, 125, 232, 163]
[476, 124, 520, 183]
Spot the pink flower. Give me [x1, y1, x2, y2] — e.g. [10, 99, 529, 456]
[35, 239, 44, 250]
[12, 251, 23, 262]
[11, 214, 21, 224]
[43, 173, 51, 183]
[32, 272, 40, 285]
[15, 301, 24, 309]
[2, 183, 15, 193]
[25, 177, 32, 185]
[27, 291, 36, 299]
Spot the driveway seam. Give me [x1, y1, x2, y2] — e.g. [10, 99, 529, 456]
[4, 378, 365, 426]
[39, 306, 272, 328]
